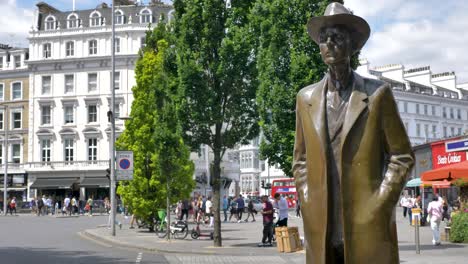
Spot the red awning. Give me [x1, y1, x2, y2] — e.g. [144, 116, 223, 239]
[431, 180, 451, 189]
[421, 160, 468, 181]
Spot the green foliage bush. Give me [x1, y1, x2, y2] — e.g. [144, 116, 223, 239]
[450, 212, 468, 243]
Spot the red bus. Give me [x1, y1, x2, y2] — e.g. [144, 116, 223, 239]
[271, 178, 297, 208]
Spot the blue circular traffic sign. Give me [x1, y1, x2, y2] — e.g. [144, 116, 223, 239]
[119, 158, 131, 170]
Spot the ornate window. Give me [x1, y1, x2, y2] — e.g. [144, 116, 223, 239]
[115, 10, 124, 24]
[90, 11, 102, 27]
[140, 9, 152, 24]
[67, 13, 79, 28]
[45, 15, 56, 30]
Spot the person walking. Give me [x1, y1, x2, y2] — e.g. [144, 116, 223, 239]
[196, 196, 204, 223]
[37, 196, 44, 216]
[179, 199, 189, 221]
[407, 195, 415, 224]
[222, 195, 228, 222]
[400, 194, 409, 218]
[244, 199, 256, 222]
[258, 195, 274, 247]
[427, 196, 443, 246]
[236, 195, 245, 223]
[71, 197, 78, 215]
[87, 196, 94, 216]
[30, 198, 37, 215]
[64, 196, 71, 216]
[229, 199, 238, 222]
[205, 197, 213, 227]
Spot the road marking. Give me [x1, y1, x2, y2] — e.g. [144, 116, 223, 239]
[136, 252, 143, 263]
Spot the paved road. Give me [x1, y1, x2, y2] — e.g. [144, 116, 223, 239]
[0, 214, 169, 264]
[1, 208, 467, 264]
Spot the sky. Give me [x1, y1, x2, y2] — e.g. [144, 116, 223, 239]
[2, 0, 468, 82]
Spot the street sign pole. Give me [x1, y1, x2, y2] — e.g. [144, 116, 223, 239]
[110, 0, 116, 236]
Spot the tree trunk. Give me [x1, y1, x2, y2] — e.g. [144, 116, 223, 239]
[212, 149, 222, 247]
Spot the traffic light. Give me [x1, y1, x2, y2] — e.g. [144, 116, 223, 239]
[261, 180, 265, 188]
[105, 168, 111, 179]
[265, 182, 271, 189]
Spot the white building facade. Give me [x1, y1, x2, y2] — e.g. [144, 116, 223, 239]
[26, 2, 173, 201]
[357, 59, 468, 147]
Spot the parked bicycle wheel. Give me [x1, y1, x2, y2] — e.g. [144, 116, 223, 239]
[155, 221, 167, 238]
[173, 225, 189, 239]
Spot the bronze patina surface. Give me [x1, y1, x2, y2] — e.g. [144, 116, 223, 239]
[292, 3, 414, 264]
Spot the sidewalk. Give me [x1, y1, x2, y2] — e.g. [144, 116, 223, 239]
[81, 209, 468, 263]
[82, 215, 305, 261]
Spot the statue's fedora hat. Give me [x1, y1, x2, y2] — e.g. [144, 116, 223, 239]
[307, 2, 370, 53]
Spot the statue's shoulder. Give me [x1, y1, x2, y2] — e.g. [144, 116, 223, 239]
[359, 74, 391, 97]
[297, 80, 323, 102]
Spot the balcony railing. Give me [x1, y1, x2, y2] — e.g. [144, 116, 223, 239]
[0, 160, 110, 170]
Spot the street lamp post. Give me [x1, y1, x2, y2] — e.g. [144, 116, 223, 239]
[109, 0, 117, 236]
[3, 106, 8, 215]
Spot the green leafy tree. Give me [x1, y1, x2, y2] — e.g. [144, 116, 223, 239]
[117, 22, 194, 228]
[173, 0, 259, 246]
[251, 0, 361, 176]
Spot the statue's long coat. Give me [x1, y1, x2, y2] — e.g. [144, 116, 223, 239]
[293, 72, 414, 264]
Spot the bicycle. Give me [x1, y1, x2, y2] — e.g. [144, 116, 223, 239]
[156, 219, 189, 239]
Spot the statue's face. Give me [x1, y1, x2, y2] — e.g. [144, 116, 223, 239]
[319, 26, 352, 66]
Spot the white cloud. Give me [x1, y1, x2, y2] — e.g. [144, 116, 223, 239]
[0, 0, 33, 47]
[345, 0, 468, 82]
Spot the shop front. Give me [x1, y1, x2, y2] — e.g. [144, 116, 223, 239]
[0, 173, 28, 201]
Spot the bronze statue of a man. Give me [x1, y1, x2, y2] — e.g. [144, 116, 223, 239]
[292, 3, 414, 264]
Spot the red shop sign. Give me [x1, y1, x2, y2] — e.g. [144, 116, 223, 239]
[431, 141, 468, 169]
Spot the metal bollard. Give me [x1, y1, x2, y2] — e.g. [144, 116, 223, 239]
[414, 214, 420, 254]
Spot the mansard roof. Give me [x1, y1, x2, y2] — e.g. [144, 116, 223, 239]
[36, 1, 172, 31]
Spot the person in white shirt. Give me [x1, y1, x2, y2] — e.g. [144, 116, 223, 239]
[274, 193, 289, 227]
[205, 197, 213, 227]
[427, 196, 443, 246]
[400, 194, 409, 218]
[64, 197, 71, 216]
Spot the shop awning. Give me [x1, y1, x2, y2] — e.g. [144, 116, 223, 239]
[421, 160, 468, 181]
[431, 180, 452, 189]
[405, 178, 421, 188]
[79, 177, 109, 188]
[30, 178, 78, 189]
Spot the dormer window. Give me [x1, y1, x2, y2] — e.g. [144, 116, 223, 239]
[68, 13, 79, 28]
[115, 10, 124, 25]
[45, 15, 56, 30]
[140, 9, 152, 24]
[90, 11, 102, 27]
